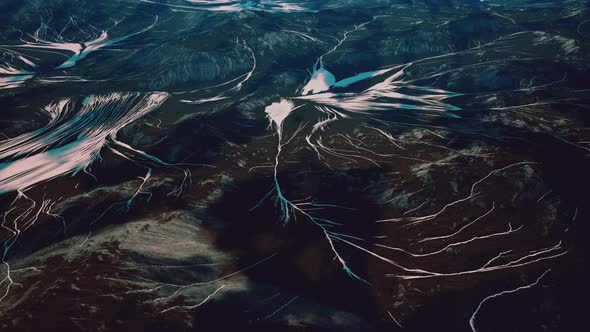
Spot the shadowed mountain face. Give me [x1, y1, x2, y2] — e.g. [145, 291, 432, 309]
[0, 1, 588, 331]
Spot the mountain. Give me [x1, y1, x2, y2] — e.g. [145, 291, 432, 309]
[0, 1, 588, 331]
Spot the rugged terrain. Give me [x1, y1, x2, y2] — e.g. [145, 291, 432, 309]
[0, 1, 589, 331]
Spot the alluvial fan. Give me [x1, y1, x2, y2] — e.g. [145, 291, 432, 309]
[0, 1, 588, 331]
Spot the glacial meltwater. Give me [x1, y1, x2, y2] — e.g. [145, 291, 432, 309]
[0, 1, 588, 331]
